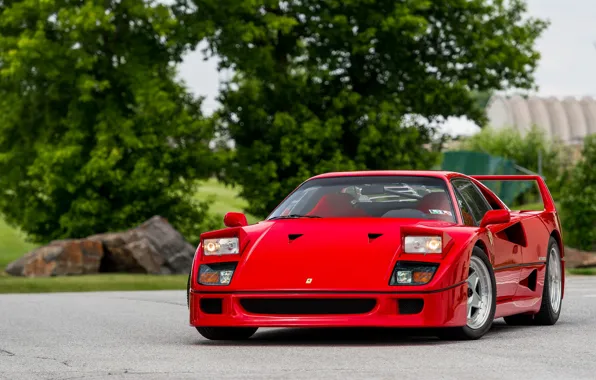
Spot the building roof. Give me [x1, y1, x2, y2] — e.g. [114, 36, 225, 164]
[486, 95, 596, 143]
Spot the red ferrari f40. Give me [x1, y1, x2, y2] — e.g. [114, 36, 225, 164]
[187, 171, 564, 340]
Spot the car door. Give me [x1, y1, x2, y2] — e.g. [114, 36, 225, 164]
[451, 178, 520, 300]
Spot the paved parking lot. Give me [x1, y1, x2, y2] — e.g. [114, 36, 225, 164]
[2, 276, 596, 380]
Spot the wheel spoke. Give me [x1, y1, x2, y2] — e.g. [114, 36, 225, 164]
[470, 291, 482, 308]
[468, 272, 479, 291]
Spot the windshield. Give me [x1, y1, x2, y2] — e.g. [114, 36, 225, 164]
[267, 176, 456, 222]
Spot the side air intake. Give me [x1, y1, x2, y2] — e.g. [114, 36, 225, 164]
[519, 269, 538, 291]
[496, 222, 527, 247]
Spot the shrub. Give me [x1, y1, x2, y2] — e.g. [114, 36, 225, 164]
[460, 125, 572, 202]
[560, 135, 596, 250]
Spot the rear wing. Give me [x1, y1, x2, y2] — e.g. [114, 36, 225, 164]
[470, 175, 556, 212]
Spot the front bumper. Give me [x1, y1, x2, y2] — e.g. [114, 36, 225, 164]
[189, 282, 467, 328]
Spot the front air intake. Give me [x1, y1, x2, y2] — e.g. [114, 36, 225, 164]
[397, 299, 424, 315]
[240, 298, 376, 315]
[200, 298, 223, 314]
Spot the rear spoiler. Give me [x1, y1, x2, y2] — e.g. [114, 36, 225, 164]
[470, 175, 556, 212]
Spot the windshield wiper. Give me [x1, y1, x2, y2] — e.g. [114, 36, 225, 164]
[268, 214, 322, 220]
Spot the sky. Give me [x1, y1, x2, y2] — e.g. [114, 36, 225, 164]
[176, 0, 596, 136]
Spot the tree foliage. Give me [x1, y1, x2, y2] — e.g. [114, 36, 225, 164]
[178, 0, 548, 217]
[560, 136, 596, 251]
[0, 0, 217, 243]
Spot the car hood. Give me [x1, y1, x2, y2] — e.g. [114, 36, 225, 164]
[231, 218, 456, 291]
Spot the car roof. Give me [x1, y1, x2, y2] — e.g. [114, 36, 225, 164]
[308, 170, 464, 181]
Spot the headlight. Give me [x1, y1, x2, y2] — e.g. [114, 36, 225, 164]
[404, 236, 442, 254]
[198, 263, 237, 285]
[203, 237, 239, 256]
[390, 262, 438, 285]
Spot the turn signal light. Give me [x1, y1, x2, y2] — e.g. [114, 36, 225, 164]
[390, 262, 439, 286]
[198, 263, 237, 286]
[199, 271, 220, 285]
[413, 271, 434, 284]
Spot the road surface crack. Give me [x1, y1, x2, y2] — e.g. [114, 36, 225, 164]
[0, 348, 15, 356]
[34, 356, 72, 367]
[1, 348, 71, 368]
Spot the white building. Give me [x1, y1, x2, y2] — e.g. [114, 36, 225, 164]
[486, 95, 596, 144]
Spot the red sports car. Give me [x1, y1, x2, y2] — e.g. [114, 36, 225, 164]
[187, 171, 564, 340]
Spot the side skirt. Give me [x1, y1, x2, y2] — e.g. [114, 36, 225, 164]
[494, 296, 542, 319]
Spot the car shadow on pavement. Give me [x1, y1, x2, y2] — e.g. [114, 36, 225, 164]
[194, 327, 461, 347]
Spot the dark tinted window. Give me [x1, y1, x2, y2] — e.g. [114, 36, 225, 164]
[267, 176, 456, 222]
[452, 179, 492, 225]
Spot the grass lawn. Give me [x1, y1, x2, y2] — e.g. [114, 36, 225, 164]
[194, 178, 259, 224]
[0, 273, 187, 294]
[511, 202, 545, 211]
[567, 268, 596, 276]
[0, 218, 38, 272]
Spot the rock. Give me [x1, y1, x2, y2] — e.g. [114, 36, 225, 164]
[5, 216, 196, 277]
[563, 246, 596, 269]
[89, 216, 195, 275]
[5, 240, 104, 277]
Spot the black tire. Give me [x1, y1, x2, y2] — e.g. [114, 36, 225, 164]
[196, 327, 258, 340]
[437, 246, 497, 340]
[503, 313, 534, 325]
[504, 237, 562, 326]
[534, 237, 563, 325]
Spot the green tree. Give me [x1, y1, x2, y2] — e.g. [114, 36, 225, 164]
[0, 0, 217, 243]
[560, 136, 596, 251]
[179, 0, 547, 218]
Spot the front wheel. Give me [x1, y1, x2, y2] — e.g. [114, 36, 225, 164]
[196, 327, 258, 341]
[437, 246, 497, 340]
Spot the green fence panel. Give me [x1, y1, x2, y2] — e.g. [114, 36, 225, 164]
[440, 151, 533, 205]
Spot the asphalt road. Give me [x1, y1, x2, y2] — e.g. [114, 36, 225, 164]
[2, 277, 596, 380]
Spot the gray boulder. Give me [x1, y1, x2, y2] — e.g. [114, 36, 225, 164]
[5, 240, 104, 277]
[5, 216, 196, 277]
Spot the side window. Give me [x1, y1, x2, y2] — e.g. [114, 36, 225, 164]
[452, 179, 493, 226]
[454, 190, 476, 226]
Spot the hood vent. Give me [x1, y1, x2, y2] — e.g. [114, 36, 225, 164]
[288, 233, 303, 242]
[368, 233, 383, 242]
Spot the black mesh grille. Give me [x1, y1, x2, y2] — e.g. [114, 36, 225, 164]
[397, 299, 424, 315]
[240, 298, 376, 315]
[200, 298, 223, 314]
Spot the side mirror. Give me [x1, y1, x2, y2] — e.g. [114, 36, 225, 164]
[479, 209, 510, 228]
[224, 212, 248, 228]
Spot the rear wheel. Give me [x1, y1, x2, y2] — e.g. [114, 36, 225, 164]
[437, 246, 497, 340]
[504, 237, 562, 326]
[196, 327, 258, 340]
